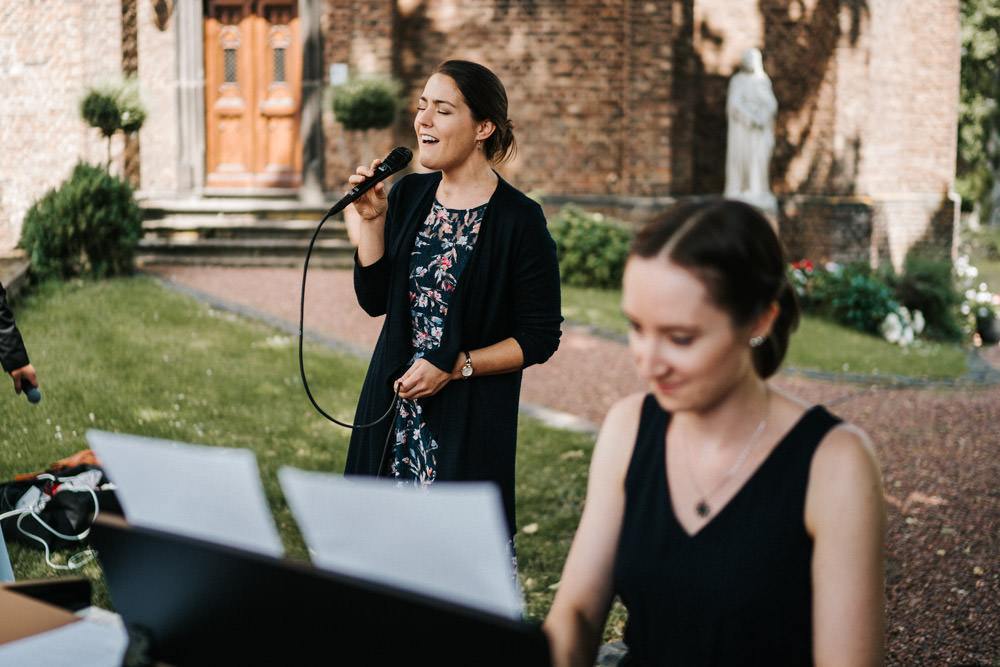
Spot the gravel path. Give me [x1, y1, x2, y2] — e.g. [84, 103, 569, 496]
[145, 264, 999, 666]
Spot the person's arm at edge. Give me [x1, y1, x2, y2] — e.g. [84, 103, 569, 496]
[0, 282, 36, 393]
[543, 393, 643, 667]
[806, 422, 887, 667]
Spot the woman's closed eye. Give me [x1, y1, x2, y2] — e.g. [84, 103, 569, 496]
[629, 323, 695, 348]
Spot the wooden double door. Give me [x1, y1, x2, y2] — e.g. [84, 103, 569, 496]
[204, 0, 302, 190]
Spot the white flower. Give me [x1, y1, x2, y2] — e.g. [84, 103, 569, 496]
[881, 312, 903, 344]
[881, 307, 922, 347]
[900, 326, 915, 347]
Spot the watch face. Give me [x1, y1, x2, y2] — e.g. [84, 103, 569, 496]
[462, 364, 473, 377]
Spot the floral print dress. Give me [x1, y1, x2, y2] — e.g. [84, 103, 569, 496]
[390, 199, 484, 483]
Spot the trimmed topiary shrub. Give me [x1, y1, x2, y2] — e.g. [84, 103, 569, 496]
[80, 76, 147, 169]
[80, 89, 121, 139]
[549, 204, 633, 289]
[19, 162, 143, 282]
[330, 75, 403, 131]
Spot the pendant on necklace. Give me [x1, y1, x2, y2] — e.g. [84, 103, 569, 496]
[696, 500, 711, 518]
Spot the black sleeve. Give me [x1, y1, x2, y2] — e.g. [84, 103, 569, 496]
[0, 283, 30, 373]
[352, 177, 408, 317]
[509, 203, 563, 367]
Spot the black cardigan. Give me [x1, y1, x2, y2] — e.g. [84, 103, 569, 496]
[345, 171, 563, 536]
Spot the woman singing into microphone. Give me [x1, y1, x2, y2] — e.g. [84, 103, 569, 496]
[343, 59, 563, 545]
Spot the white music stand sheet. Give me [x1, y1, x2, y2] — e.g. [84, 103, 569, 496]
[278, 467, 523, 620]
[87, 430, 284, 558]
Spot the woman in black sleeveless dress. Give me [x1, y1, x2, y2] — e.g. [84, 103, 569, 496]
[544, 199, 885, 666]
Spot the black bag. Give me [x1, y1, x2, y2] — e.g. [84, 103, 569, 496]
[0, 463, 120, 550]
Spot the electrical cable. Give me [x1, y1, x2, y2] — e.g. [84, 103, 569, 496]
[296, 202, 401, 477]
[295, 147, 412, 474]
[296, 204, 401, 428]
[5, 481, 100, 572]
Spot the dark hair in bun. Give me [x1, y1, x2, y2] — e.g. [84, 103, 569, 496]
[434, 59, 517, 164]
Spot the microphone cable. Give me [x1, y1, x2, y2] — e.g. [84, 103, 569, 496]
[296, 209, 400, 430]
[295, 147, 413, 475]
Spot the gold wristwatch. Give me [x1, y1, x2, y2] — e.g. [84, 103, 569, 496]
[461, 351, 474, 379]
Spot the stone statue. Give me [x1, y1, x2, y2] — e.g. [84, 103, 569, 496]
[725, 48, 777, 208]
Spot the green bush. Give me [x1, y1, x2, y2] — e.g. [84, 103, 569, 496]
[549, 204, 632, 289]
[19, 162, 143, 282]
[330, 75, 403, 131]
[797, 257, 967, 342]
[889, 255, 965, 342]
[806, 261, 899, 335]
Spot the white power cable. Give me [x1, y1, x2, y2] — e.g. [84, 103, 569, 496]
[3, 477, 101, 572]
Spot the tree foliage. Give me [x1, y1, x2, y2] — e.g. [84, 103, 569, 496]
[957, 0, 1000, 217]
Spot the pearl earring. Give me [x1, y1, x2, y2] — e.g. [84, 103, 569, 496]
[749, 335, 766, 348]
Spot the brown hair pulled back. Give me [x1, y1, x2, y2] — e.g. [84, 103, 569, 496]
[629, 198, 799, 378]
[434, 60, 517, 164]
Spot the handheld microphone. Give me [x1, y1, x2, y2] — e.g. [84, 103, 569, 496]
[328, 146, 413, 215]
[22, 382, 41, 404]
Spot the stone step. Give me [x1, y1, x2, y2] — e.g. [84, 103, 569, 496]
[141, 196, 334, 220]
[137, 235, 354, 268]
[136, 253, 354, 269]
[142, 216, 348, 241]
[137, 197, 354, 267]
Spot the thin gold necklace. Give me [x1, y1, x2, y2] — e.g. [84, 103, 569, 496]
[683, 396, 769, 519]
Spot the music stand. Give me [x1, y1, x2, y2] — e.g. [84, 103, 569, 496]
[89, 514, 551, 666]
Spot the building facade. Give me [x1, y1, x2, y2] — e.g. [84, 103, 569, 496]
[0, 0, 960, 268]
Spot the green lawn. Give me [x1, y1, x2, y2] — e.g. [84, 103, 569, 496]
[561, 284, 972, 379]
[0, 276, 597, 625]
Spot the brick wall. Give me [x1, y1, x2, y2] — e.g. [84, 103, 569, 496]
[0, 0, 121, 251]
[321, 0, 398, 190]
[318, 0, 958, 265]
[691, 0, 959, 267]
[323, 0, 681, 198]
[0, 0, 960, 268]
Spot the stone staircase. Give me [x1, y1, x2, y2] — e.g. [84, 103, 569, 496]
[137, 197, 355, 268]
